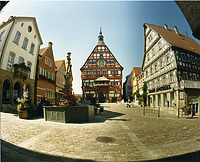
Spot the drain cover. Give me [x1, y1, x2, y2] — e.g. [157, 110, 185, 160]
[96, 136, 116, 143]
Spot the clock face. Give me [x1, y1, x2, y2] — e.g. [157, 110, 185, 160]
[98, 60, 105, 67]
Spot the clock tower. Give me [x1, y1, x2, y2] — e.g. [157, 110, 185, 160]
[80, 28, 123, 103]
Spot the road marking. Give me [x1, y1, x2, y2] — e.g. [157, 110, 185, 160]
[18, 130, 51, 148]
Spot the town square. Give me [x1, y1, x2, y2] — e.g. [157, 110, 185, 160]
[1, 1, 200, 161]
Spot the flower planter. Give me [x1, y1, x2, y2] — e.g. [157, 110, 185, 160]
[18, 110, 29, 119]
[43, 105, 95, 123]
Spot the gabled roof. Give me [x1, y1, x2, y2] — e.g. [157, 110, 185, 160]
[145, 23, 200, 55]
[0, 16, 43, 45]
[55, 60, 64, 71]
[39, 42, 53, 56]
[39, 47, 47, 56]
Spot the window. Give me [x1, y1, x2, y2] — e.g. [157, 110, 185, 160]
[152, 48, 155, 56]
[191, 56, 195, 64]
[97, 71, 100, 74]
[0, 31, 5, 41]
[163, 76, 166, 85]
[40, 67, 43, 75]
[111, 82, 114, 86]
[115, 70, 118, 74]
[44, 69, 47, 77]
[160, 59, 163, 68]
[158, 42, 162, 51]
[155, 64, 157, 72]
[150, 67, 153, 74]
[148, 34, 152, 42]
[182, 53, 186, 61]
[22, 37, 28, 50]
[13, 32, 21, 44]
[153, 81, 155, 88]
[7, 55, 14, 68]
[107, 61, 110, 64]
[45, 57, 52, 67]
[18, 58, 24, 64]
[89, 61, 92, 64]
[146, 70, 148, 77]
[193, 74, 196, 81]
[166, 55, 170, 64]
[88, 71, 91, 74]
[115, 82, 118, 85]
[103, 70, 106, 74]
[100, 54, 103, 58]
[183, 72, 188, 80]
[157, 78, 160, 87]
[93, 71, 96, 74]
[111, 61, 114, 64]
[93, 61, 96, 65]
[83, 71, 87, 75]
[170, 73, 173, 83]
[29, 43, 35, 54]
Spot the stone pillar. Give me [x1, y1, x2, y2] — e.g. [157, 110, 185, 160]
[156, 94, 158, 107]
[161, 93, 164, 107]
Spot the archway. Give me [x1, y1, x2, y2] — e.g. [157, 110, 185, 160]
[3, 80, 11, 104]
[99, 92, 106, 103]
[14, 82, 21, 104]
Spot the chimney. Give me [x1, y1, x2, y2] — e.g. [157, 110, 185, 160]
[164, 24, 169, 30]
[174, 26, 179, 35]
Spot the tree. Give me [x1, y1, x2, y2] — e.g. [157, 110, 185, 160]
[142, 82, 147, 106]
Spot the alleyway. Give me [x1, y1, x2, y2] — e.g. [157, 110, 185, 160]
[1, 103, 200, 161]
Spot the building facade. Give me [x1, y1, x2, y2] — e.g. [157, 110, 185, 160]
[142, 23, 200, 114]
[80, 28, 123, 102]
[36, 42, 56, 104]
[131, 67, 141, 104]
[137, 72, 144, 96]
[0, 16, 43, 110]
[123, 73, 132, 102]
[55, 60, 66, 102]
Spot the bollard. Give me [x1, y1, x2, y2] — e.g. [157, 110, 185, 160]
[158, 107, 160, 117]
[178, 108, 179, 118]
[143, 105, 145, 116]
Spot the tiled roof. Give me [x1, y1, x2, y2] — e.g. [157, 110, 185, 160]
[39, 47, 47, 56]
[55, 60, 64, 70]
[145, 23, 200, 55]
[133, 67, 141, 76]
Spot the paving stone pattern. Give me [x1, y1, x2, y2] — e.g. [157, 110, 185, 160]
[1, 103, 200, 161]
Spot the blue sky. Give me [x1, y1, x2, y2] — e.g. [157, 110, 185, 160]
[1, 1, 200, 94]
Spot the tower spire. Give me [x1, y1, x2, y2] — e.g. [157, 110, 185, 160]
[98, 27, 105, 45]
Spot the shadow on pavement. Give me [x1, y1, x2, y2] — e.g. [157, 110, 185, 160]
[1, 140, 94, 162]
[149, 150, 200, 162]
[89, 110, 125, 124]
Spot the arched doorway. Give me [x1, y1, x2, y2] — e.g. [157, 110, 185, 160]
[99, 92, 106, 103]
[14, 82, 21, 104]
[3, 80, 11, 104]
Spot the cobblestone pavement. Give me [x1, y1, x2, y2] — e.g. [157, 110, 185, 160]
[1, 103, 200, 161]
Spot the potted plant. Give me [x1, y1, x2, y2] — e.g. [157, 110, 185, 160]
[16, 97, 32, 119]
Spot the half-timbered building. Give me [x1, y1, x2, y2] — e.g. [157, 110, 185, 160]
[80, 28, 123, 102]
[142, 23, 200, 114]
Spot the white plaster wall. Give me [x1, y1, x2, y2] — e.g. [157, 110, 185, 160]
[1, 19, 41, 80]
